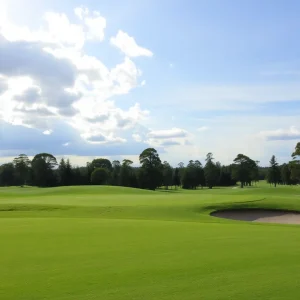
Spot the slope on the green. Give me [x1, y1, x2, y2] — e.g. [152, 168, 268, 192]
[0, 184, 300, 300]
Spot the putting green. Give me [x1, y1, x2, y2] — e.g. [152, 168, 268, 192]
[0, 183, 300, 300]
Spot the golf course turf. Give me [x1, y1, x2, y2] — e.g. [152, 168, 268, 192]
[1, 183, 300, 299]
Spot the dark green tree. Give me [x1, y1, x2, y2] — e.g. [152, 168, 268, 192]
[13, 154, 30, 186]
[0, 163, 15, 186]
[290, 142, 300, 183]
[120, 159, 134, 187]
[91, 168, 109, 185]
[267, 155, 280, 187]
[232, 154, 256, 188]
[172, 168, 181, 189]
[162, 161, 173, 189]
[58, 158, 67, 186]
[31, 153, 57, 187]
[139, 148, 162, 190]
[111, 160, 121, 186]
[204, 153, 219, 189]
[280, 163, 291, 185]
[91, 158, 112, 172]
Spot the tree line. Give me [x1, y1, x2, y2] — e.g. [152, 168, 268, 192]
[1, 142, 300, 189]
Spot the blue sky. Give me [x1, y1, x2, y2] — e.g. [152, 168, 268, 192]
[0, 0, 300, 166]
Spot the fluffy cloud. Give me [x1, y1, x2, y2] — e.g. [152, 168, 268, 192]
[132, 133, 142, 143]
[144, 128, 191, 148]
[74, 6, 106, 41]
[259, 126, 300, 141]
[0, 76, 7, 94]
[86, 133, 126, 144]
[110, 30, 153, 57]
[0, 6, 153, 151]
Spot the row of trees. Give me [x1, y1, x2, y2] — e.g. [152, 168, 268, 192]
[1, 143, 300, 189]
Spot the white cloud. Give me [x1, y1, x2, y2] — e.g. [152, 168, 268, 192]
[0, 7, 150, 146]
[85, 133, 126, 144]
[43, 129, 53, 135]
[74, 6, 106, 41]
[197, 126, 209, 132]
[148, 128, 188, 139]
[43, 12, 85, 48]
[144, 128, 191, 148]
[132, 133, 142, 142]
[110, 30, 153, 57]
[258, 126, 300, 141]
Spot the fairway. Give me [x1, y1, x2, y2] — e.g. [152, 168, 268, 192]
[1, 184, 300, 300]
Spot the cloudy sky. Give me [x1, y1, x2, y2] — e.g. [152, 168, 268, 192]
[1, 0, 300, 167]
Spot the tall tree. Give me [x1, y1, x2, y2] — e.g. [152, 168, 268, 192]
[120, 159, 134, 187]
[162, 161, 173, 189]
[91, 158, 112, 172]
[139, 148, 162, 190]
[65, 159, 73, 185]
[232, 154, 256, 188]
[58, 158, 67, 186]
[0, 163, 15, 186]
[178, 162, 185, 183]
[13, 154, 30, 186]
[290, 142, 300, 183]
[281, 163, 291, 185]
[31, 153, 57, 187]
[182, 160, 202, 189]
[204, 153, 219, 189]
[194, 160, 205, 188]
[111, 160, 121, 186]
[172, 168, 181, 189]
[267, 155, 280, 187]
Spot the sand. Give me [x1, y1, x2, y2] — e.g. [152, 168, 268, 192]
[211, 209, 300, 224]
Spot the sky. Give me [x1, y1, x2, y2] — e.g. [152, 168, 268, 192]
[0, 0, 300, 167]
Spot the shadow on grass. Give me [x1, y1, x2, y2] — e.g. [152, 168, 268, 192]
[197, 198, 267, 214]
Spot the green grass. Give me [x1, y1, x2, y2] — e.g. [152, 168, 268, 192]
[1, 182, 300, 299]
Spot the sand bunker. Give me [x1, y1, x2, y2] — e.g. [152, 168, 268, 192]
[211, 209, 300, 224]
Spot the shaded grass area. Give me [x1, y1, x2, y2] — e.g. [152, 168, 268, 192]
[1, 183, 300, 299]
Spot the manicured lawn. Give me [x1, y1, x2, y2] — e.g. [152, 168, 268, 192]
[0, 183, 300, 299]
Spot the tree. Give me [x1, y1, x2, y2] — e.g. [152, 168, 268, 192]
[178, 162, 185, 183]
[58, 158, 67, 186]
[172, 168, 181, 189]
[232, 154, 256, 188]
[182, 160, 203, 189]
[13, 154, 30, 186]
[0, 163, 15, 186]
[290, 142, 300, 183]
[139, 148, 162, 190]
[91, 168, 109, 185]
[120, 159, 134, 187]
[267, 155, 280, 187]
[181, 162, 195, 189]
[162, 161, 173, 189]
[31, 153, 57, 187]
[111, 160, 121, 186]
[194, 160, 205, 188]
[281, 163, 292, 185]
[204, 153, 219, 189]
[219, 165, 236, 186]
[65, 159, 73, 185]
[91, 158, 112, 172]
